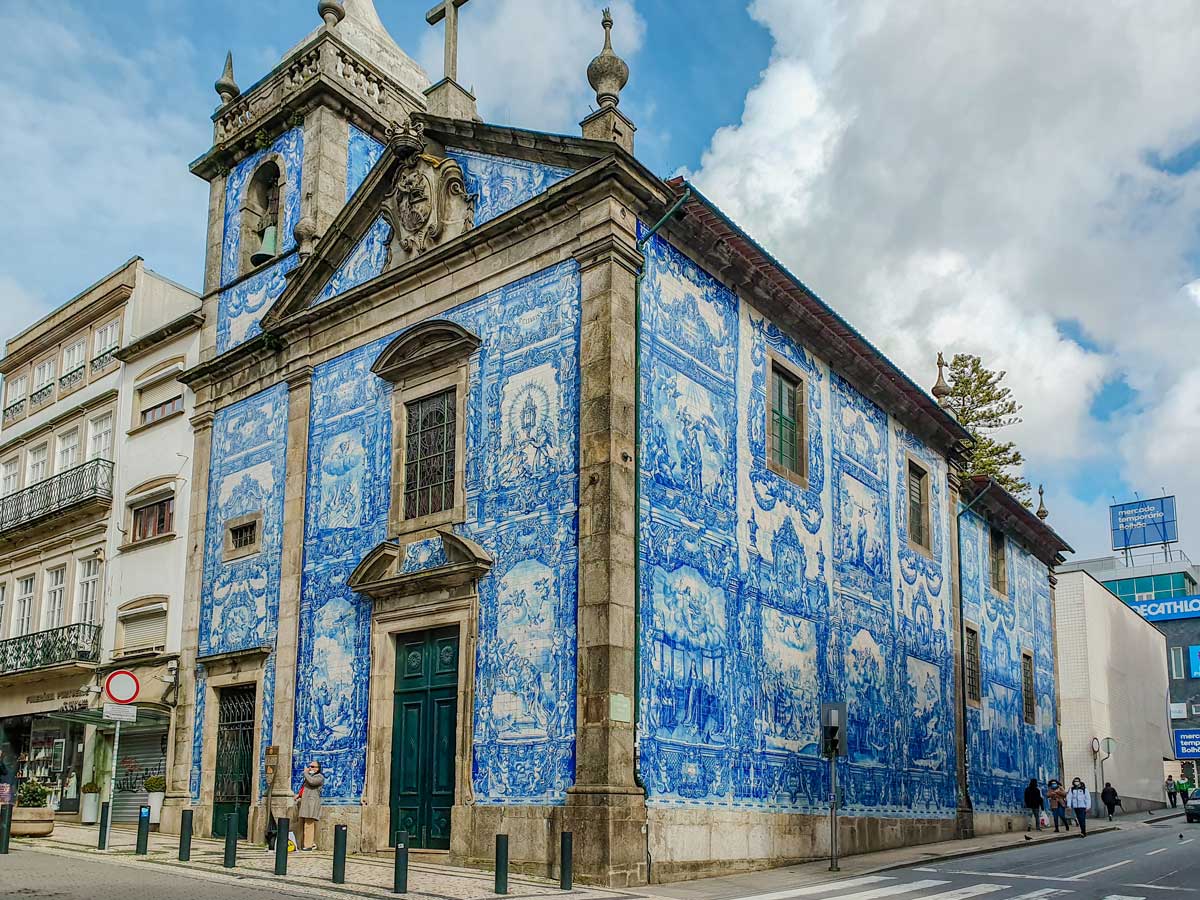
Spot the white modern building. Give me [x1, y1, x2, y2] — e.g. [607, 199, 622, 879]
[1054, 569, 1172, 812]
[0, 257, 200, 825]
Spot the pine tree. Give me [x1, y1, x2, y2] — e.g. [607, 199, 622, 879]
[941, 353, 1032, 505]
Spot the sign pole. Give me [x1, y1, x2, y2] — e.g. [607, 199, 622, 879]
[829, 753, 839, 872]
[105, 720, 121, 851]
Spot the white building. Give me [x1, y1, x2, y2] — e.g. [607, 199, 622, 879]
[0, 257, 200, 825]
[1054, 569, 1172, 812]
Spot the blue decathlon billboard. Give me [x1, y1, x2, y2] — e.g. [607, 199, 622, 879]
[1128, 594, 1200, 623]
[1176, 729, 1200, 759]
[1110, 496, 1178, 551]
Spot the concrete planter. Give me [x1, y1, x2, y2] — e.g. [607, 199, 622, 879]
[11, 807, 55, 837]
[81, 793, 100, 824]
[147, 792, 165, 824]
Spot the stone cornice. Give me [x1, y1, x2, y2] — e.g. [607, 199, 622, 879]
[190, 31, 425, 181]
[115, 311, 204, 364]
[3, 285, 133, 374]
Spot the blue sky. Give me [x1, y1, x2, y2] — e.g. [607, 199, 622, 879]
[5, 0, 1200, 561]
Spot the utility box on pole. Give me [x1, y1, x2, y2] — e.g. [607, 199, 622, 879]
[821, 702, 847, 871]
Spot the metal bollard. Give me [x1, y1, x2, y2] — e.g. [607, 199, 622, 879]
[179, 809, 193, 861]
[275, 817, 289, 876]
[560, 831, 573, 890]
[223, 814, 238, 868]
[0, 803, 11, 855]
[135, 805, 151, 855]
[495, 833, 509, 894]
[98, 802, 110, 850]
[393, 830, 409, 894]
[332, 824, 348, 884]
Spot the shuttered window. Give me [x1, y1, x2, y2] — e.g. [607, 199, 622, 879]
[908, 460, 929, 550]
[965, 625, 982, 703]
[120, 609, 167, 653]
[137, 378, 183, 426]
[1021, 652, 1036, 725]
[769, 364, 805, 478]
[989, 527, 1007, 594]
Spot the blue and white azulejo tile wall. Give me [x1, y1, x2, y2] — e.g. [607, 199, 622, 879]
[193, 383, 290, 799]
[347, 125, 385, 199]
[445, 148, 573, 227]
[637, 228, 959, 819]
[960, 508, 1059, 814]
[290, 259, 581, 805]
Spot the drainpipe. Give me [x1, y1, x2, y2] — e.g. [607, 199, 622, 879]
[632, 186, 691, 880]
[955, 478, 992, 832]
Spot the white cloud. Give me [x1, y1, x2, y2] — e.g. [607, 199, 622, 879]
[685, 0, 1200, 556]
[419, 0, 646, 134]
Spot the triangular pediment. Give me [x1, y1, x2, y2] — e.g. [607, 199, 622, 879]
[260, 115, 616, 329]
[348, 528, 493, 600]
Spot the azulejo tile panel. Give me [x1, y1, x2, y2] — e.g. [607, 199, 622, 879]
[193, 384, 289, 800]
[216, 253, 300, 354]
[313, 216, 391, 307]
[347, 125, 385, 200]
[638, 230, 958, 818]
[220, 127, 304, 288]
[290, 260, 581, 805]
[960, 507, 1059, 813]
[445, 148, 573, 227]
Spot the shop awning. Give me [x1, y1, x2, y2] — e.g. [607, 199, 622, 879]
[47, 706, 171, 734]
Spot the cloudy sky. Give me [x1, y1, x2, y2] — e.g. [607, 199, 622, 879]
[3, 0, 1199, 560]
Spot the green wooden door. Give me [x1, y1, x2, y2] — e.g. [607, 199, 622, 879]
[390, 626, 458, 849]
[212, 685, 256, 839]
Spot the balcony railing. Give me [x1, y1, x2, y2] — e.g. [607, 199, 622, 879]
[29, 383, 54, 407]
[58, 365, 86, 393]
[91, 348, 117, 374]
[0, 623, 101, 675]
[0, 458, 114, 535]
[2, 399, 24, 424]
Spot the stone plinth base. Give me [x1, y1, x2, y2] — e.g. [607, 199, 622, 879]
[451, 804, 564, 879]
[646, 806, 958, 883]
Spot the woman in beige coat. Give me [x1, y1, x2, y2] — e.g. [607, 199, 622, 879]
[295, 760, 324, 851]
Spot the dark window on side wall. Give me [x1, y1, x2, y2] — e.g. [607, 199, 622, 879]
[132, 497, 174, 542]
[404, 389, 457, 519]
[908, 460, 929, 550]
[965, 625, 982, 703]
[989, 527, 1007, 594]
[1021, 652, 1036, 724]
[230, 521, 257, 550]
[769, 364, 804, 477]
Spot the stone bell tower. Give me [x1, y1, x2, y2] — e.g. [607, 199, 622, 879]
[188, 0, 432, 359]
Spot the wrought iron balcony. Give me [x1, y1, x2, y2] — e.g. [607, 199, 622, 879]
[91, 348, 117, 374]
[0, 623, 101, 676]
[29, 383, 54, 407]
[58, 365, 86, 393]
[2, 398, 24, 424]
[0, 458, 114, 537]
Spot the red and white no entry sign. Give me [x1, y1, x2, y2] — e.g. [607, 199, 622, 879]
[104, 669, 140, 705]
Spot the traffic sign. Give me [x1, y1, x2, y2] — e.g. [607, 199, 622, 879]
[103, 702, 137, 723]
[104, 670, 140, 704]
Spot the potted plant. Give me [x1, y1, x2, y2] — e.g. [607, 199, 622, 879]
[143, 775, 166, 825]
[80, 781, 101, 824]
[12, 781, 54, 837]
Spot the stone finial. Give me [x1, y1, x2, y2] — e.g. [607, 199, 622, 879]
[294, 213, 319, 260]
[932, 351, 951, 403]
[1036, 485, 1049, 520]
[215, 51, 240, 106]
[319, 0, 346, 28]
[587, 8, 629, 109]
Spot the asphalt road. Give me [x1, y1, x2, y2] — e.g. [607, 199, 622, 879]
[814, 820, 1200, 900]
[0, 845, 335, 899]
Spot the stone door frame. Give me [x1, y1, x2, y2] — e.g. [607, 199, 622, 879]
[364, 589, 478, 852]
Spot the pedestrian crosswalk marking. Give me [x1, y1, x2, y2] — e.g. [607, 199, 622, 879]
[1010, 889, 1073, 900]
[722, 876, 895, 900]
[833, 879, 950, 900]
[1068, 859, 1132, 881]
[1100, 895, 1146, 900]
[905, 883, 1008, 900]
[1147, 848, 1168, 856]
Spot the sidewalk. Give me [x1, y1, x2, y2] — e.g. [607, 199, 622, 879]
[13, 822, 629, 900]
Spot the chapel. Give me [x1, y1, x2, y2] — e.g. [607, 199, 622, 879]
[166, 0, 1070, 885]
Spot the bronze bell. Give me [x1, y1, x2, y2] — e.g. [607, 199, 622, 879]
[250, 224, 278, 267]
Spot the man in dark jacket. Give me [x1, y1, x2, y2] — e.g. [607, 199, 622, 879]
[1024, 778, 1044, 831]
[1101, 783, 1120, 820]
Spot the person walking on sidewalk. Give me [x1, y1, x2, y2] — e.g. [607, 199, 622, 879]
[296, 760, 324, 851]
[1067, 778, 1091, 836]
[1101, 782, 1120, 821]
[1166, 775, 1178, 808]
[1047, 779, 1070, 832]
[1178, 777, 1193, 804]
[1024, 778, 1045, 831]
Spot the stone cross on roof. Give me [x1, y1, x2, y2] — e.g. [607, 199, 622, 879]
[425, 0, 471, 83]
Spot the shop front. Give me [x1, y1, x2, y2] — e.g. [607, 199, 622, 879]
[0, 676, 93, 814]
